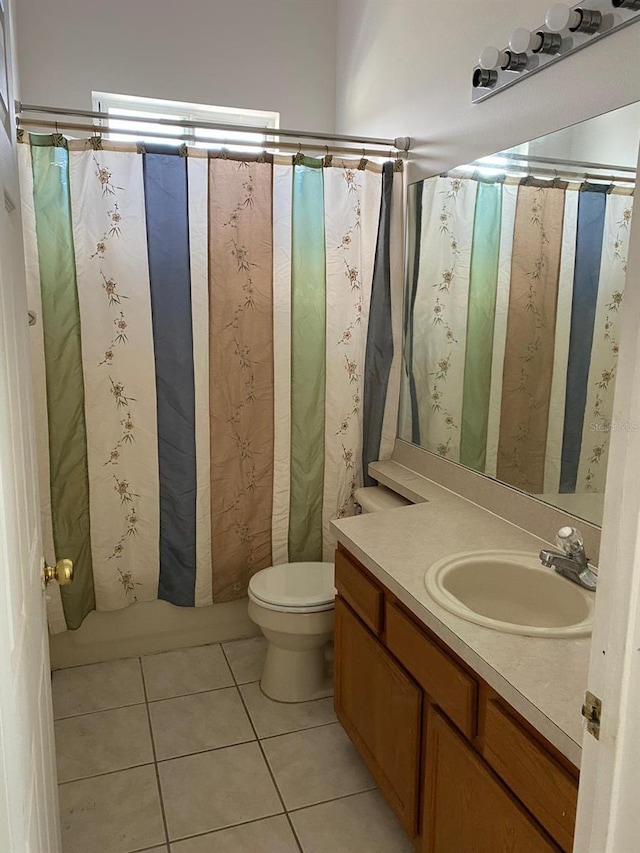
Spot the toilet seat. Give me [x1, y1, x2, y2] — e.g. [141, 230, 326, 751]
[248, 562, 335, 613]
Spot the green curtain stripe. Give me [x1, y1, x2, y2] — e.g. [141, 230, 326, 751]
[288, 157, 326, 561]
[30, 135, 95, 629]
[460, 180, 503, 472]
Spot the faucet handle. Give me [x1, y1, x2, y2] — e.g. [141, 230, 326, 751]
[556, 526, 584, 556]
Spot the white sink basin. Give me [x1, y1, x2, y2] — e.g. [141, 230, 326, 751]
[424, 550, 594, 637]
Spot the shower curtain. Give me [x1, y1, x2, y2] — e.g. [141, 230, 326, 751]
[404, 173, 634, 497]
[19, 135, 404, 632]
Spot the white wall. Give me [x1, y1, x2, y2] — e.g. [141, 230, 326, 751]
[335, 0, 640, 182]
[15, 0, 337, 131]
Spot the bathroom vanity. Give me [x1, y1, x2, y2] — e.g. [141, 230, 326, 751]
[331, 474, 591, 853]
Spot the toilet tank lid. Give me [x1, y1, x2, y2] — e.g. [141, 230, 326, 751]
[354, 485, 412, 513]
[248, 562, 335, 608]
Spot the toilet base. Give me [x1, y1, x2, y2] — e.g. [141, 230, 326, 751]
[261, 641, 333, 703]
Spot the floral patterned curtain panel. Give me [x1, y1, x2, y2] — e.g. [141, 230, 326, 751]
[19, 136, 404, 632]
[402, 173, 634, 499]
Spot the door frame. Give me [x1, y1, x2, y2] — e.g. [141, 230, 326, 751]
[574, 142, 640, 852]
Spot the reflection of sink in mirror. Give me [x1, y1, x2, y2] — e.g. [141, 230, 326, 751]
[399, 101, 640, 528]
[424, 550, 595, 637]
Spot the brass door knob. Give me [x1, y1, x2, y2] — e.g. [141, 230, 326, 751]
[43, 558, 74, 586]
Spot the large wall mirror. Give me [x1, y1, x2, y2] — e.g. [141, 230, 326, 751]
[400, 103, 639, 526]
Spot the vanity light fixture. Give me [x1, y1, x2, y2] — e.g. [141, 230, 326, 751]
[472, 0, 640, 102]
[545, 3, 603, 33]
[509, 27, 562, 54]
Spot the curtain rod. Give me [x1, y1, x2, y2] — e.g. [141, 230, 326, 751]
[484, 151, 637, 175]
[453, 165, 635, 184]
[16, 101, 411, 152]
[17, 118, 406, 159]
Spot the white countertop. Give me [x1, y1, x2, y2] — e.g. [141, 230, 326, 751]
[331, 474, 591, 768]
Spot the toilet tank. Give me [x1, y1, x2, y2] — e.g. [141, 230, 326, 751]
[354, 485, 412, 514]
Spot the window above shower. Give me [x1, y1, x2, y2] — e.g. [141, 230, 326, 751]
[92, 91, 279, 151]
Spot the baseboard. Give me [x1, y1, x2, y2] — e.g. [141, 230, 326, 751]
[49, 598, 260, 670]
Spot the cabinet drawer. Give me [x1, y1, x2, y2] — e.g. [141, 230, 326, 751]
[482, 699, 578, 853]
[385, 601, 477, 737]
[335, 548, 384, 635]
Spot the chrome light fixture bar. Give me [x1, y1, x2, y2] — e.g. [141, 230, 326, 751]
[472, 0, 640, 103]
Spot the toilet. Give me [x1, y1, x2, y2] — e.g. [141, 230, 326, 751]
[248, 485, 411, 702]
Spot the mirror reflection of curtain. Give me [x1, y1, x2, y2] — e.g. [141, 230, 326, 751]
[403, 174, 634, 497]
[20, 135, 404, 631]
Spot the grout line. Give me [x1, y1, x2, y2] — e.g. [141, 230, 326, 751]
[257, 719, 338, 742]
[51, 653, 143, 672]
[53, 699, 147, 721]
[155, 736, 258, 765]
[57, 761, 158, 787]
[146, 682, 237, 704]
[58, 759, 156, 786]
[139, 656, 171, 849]
[163, 811, 288, 847]
[221, 645, 304, 853]
[286, 785, 380, 815]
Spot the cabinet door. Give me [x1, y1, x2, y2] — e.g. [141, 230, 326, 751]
[424, 708, 561, 853]
[334, 596, 422, 838]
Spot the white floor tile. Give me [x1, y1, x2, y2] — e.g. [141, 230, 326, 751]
[261, 722, 375, 810]
[240, 681, 336, 739]
[290, 789, 413, 853]
[55, 704, 153, 783]
[158, 742, 283, 840]
[142, 644, 233, 701]
[59, 765, 165, 853]
[222, 636, 267, 684]
[52, 658, 145, 719]
[149, 688, 254, 760]
[169, 815, 299, 853]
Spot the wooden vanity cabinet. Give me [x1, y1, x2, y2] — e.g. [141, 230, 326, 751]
[333, 544, 578, 853]
[334, 596, 422, 839]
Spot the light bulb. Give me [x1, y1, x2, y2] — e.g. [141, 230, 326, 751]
[546, 3, 603, 33]
[479, 46, 509, 70]
[546, 3, 582, 32]
[509, 28, 543, 53]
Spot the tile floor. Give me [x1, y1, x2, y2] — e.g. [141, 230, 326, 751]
[53, 637, 413, 853]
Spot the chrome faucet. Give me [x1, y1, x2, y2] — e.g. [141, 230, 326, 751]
[539, 526, 598, 591]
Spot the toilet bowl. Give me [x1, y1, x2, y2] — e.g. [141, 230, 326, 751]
[248, 487, 411, 703]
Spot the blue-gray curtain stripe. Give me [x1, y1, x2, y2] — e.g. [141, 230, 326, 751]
[362, 162, 394, 486]
[143, 146, 197, 606]
[560, 184, 609, 494]
[406, 180, 424, 445]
